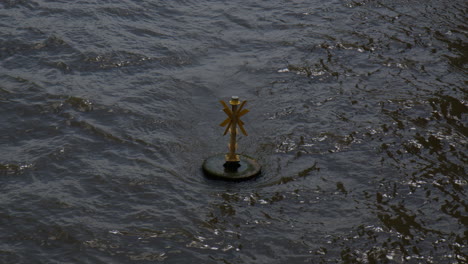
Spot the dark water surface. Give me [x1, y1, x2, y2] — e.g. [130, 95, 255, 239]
[1, 0, 466, 263]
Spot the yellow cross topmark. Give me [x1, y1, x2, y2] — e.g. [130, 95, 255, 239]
[219, 100, 249, 136]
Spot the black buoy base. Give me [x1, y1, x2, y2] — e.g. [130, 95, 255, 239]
[203, 154, 261, 181]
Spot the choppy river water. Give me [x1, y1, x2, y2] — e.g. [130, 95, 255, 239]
[0, 0, 466, 263]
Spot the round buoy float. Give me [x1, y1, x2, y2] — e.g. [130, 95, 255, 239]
[203, 153, 261, 181]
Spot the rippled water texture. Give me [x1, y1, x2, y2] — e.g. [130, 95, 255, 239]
[0, 0, 466, 263]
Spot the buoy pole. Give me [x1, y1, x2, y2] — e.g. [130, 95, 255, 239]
[226, 97, 240, 161]
[224, 96, 241, 170]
